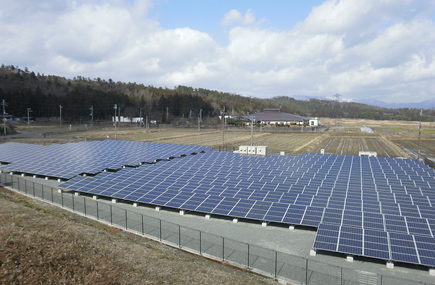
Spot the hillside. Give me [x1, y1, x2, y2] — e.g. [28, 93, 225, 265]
[1, 64, 434, 123]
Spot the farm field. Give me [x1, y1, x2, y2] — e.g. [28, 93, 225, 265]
[304, 135, 409, 158]
[8, 118, 435, 160]
[227, 133, 323, 154]
[392, 140, 435, 159]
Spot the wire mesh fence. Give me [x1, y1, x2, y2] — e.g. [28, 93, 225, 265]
[0, 173, 433, 285]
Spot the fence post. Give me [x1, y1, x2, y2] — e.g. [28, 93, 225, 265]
[110, 205, 112, 225]
[51, 188, 53, 203]
[199, 231, 202, 254]
[275, 251, 278, 277]
[222, 237, 225, 261]
[141, 215, 144, 236]
[159, 220, 162, 241]
[41, 183, 43, 200]
[306, 259, 308, 285]
[32, 182, 35, 197]
[340, 266, 343, 285]
[96, 201, 99, 220]
[72, 193, 75, 211]
[84, 198, 86, 216]
[247, 243, 250, 268]
[24, 179, 26, 195]
[176, 225, 180, 248]
[18, 178, 20, 192]
[61, 191, 64, 207]
[125, 209, 127, 230]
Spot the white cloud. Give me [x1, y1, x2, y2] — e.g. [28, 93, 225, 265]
[1, 0, 435, 103]
[220, 9, 255, 26]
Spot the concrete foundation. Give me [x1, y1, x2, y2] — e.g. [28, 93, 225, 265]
[289, 225, 295, 230]
[205, 214, 211, 219]
[386, 262, 394, 269]
[75, 192, 80, 196]
[262, 222, 268, 227]
[133, 203, 138, 207]
[346, 256, 354, 262]
[112, 199, 117, 203]
[57, 189, 62, 193]
[45, 177, 48, 180]
[429, 268, 435, 276]
[310, 249, 316, 256]
[93, 196, 98, 200]
[21, 173, 25, 177]
[233, 218, 239, 223]
[180, 210, 185, 215]
[155, 206, 161, 211]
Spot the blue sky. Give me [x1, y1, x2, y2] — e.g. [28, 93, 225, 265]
[153, 0, 323, 45]
[1, 0, 435, 103]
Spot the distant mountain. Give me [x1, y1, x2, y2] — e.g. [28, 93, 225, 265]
[290, 95, 435, 110]
[357, 99, 435, 109]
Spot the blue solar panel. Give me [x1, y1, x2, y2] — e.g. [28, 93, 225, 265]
[22, 146, 428, 267]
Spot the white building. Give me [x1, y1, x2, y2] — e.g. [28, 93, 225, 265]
[309, 117, 321, 126]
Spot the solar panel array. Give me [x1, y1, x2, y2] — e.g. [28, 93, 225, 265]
[3, 139, 435, 268]
[0, 141, 211, 179]
[58, 151, 435, 267]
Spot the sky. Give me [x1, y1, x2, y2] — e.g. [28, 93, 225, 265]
[1, 0, 435, 103]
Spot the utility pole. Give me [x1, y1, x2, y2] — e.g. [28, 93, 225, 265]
[90, 106, 93, 127]
[250, 117, 255, 146]
[418, 109, 422, 160]
[146, 116, 149, 129]
[166, 107, 169, 121]
[139, 108, 143, 127]
[27, 108, 32, 126]
[221, 107, 226, 148]
[118, 107, 121, 124]
[59, 105, 63, 130]
[198, 109, 203, 132]
[114, 104, 117, 140]
[2, 99, 7, 135]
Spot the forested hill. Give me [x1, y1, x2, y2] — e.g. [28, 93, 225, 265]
[0, 64, 433, 122]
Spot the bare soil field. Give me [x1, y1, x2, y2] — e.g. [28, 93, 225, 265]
[9, 118, 435, 159]
[0, 187, 276, 285]
[304, 136, 409, 158]
[392, 140, 435, 159]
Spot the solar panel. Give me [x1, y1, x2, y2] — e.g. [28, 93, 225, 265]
[3, 139, 433, 268]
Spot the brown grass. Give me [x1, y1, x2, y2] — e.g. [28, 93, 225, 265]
[0, 187, 277, 285]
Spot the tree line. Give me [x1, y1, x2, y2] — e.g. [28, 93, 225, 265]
[1, 64, 434, 123]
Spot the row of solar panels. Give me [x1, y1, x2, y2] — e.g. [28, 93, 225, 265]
[314, 223, 435, 267]
[62, 174, 435, 219]
[2, 140, 435, 268]
[57, 150, 435, 267]
[0, 141, 212, 179]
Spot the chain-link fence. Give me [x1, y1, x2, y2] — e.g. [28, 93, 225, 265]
[0, 173, 433, 285]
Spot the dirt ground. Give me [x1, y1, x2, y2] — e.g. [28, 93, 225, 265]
[0, 187, 278, 285]
[7, 118, 435, 158]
